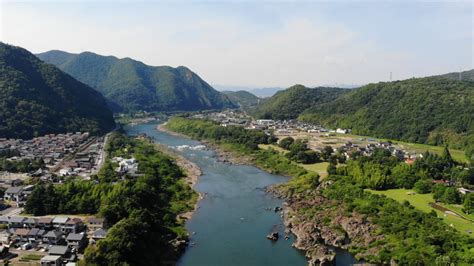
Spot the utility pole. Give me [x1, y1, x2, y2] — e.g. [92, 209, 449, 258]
[390, 72, 392, 81]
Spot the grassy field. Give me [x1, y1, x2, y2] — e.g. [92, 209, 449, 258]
[368, 189, 474, 236]
[258, 144, 330, 177]
[298, 162, 330, 177]
[258, 144, 288, 154]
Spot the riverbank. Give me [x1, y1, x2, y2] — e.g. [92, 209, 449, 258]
[158, 123, 253, 166]
[268, 184, 377, 265]
[161, 119, 359, 264]
[152, 137, 203, 221]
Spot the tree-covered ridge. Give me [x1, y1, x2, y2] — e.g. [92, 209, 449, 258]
[222, 90, 260, 109]
[441, 69, 474, 82]
[37, 50, 236, 113]
[299, 77, 474, 161]
[0, 42, 115, 139]
[251, 85, 348, 120]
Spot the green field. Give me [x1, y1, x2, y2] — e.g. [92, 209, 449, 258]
[258, 144, 288, 154]
[258, 144, 330, 177]
[298, 162, 330, 177]
[368, 189, 474, 236]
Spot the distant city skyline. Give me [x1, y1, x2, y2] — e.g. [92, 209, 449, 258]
[1, 1, 472, 88]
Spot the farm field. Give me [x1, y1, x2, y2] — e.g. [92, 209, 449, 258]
[368, 189, 474, 236]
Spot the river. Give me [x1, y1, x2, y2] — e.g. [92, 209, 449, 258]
[124, 122, 358, 266]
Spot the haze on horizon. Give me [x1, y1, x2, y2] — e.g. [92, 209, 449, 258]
[1, 0, 472, 88]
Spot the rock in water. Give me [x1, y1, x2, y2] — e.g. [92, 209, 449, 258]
[266, 232, 279, 241]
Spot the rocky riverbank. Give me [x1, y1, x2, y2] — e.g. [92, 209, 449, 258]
[158, 123, 253, 166]
[267, 182, 381, 265]
[158, 122, 367, 265]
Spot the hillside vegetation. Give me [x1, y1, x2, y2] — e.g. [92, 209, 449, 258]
[37, 50, 235, 112]
[299, 77, 474, 161]
[222, 90, 260, 109]
[251, 85, 348, 120]
[0, 43, 115, 139]
[441, 69, 474, 82]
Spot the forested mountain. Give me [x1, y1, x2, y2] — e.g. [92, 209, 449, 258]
[299, 77, 474, 159]
[440, 69, 474, 82]
[0, 43, 115, 139]
[37, 50, 235, 112]
[251, 85, 348, 120]
[222, 90, 260, 109]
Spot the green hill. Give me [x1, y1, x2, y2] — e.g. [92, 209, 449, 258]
[0, 43, 115, 139]
[222, 90, 260, 109]
[37, 50, 236, 112]
[440, 69, 474, 82]
[299, 77, 474, 159]
[251, 85, 348, 120]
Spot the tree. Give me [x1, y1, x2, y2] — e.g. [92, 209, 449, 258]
[442, 145, 454, 167]
[327, 163, 337, 175]
[278, 137, 294, 150]
[463, 193, 474, 214]
[321, 146, 334, 161]
[413, 179, 432, 194]
[443, 187, 461, 204]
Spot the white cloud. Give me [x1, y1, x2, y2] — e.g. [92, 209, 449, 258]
[1, 2, 471, 88]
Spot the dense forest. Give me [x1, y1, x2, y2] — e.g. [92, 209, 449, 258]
[25, 133, 197, 265]
[250, 85, 348, 120]
[166, 117, 474, 264]
[222, 90, 260, 109]
[298, 77, 474, 161]
[37, 50, 236, 113]
[0, 43, 115, 139]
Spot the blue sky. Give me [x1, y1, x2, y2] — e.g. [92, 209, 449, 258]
[1, 0, 472, 88]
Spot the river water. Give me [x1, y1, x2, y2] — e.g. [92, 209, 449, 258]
[124, 122, 358, 266]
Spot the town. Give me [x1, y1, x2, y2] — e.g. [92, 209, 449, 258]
[0, 214, 106, 265]
[193, 110, 420, 161]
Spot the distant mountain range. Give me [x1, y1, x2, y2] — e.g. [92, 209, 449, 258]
[222, 90, 260, 109]
[214, 85, 284, 98]
[0, 43, 115, 139]
[37, 51, 236, 113]
[250, 85, 348, 120]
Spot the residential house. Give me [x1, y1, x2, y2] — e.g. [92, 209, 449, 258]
[23, 217, 37, 228]
[66, 232, 87, 250]
[37, 217, 53, 229]
[0, 216, 9, 226]
[41, 255, 62, 266]
[0, 229, 11, 244]
[48, 245, 71, 259]
[91, 228, 106, 242]
[27, 228, 45, 243]
[64, 218, 83, 234]
[87, 217, 104, 231]
[9, 216, 26, 228]
[4, 187, 24, 203]
[14, 228, 29, 241]
[52, 217, 69, 232]
[43, 230, 64, 245]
